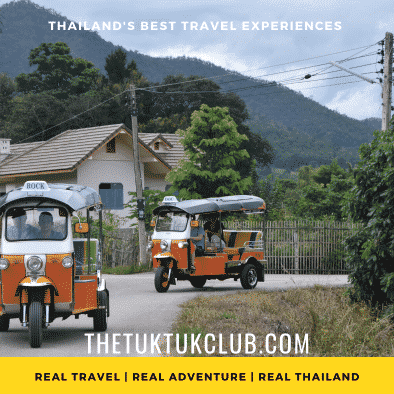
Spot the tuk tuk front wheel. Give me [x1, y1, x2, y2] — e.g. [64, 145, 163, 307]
[29, 302, 43, 348]
[240, 264, 258, 289]
[155, 266, 170, 293]
[0, 315, 10, 332]
[93, 291, 108, 331]
[189, 277, 206, 289]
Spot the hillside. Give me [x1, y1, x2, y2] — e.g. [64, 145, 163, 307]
[0, 0, 381, 170]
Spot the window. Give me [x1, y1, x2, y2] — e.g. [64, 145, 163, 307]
[106, 138, 116, 153]
[99, 183, 123, 210]
[154, 141, 160, 150]
[5, 207, 68, 241]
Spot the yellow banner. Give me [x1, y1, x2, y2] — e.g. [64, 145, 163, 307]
[0, 357, 391, 394]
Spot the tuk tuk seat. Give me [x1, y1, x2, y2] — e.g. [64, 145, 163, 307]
[222, 230, 263, 255]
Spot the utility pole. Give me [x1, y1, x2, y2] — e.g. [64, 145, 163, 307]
[329, 32, 393, 131]
[382, 32, 393, 131]
[130, 84, 147, 265]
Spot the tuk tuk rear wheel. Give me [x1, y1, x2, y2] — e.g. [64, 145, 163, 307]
[29, 302, 43, 348]
[93, 291, 108, 331]
[189, 277, 206, 288]
[155, 266, 170, 293]
[0, 315, 10, 332]
[240, 264, 258, 289]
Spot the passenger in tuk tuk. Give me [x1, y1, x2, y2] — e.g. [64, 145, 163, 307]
[7, 208, 39, 240]
[204, 214, 225, 243]
[37, 212, 64, 240]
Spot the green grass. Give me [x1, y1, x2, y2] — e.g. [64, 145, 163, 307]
[164, 286, 394, 357]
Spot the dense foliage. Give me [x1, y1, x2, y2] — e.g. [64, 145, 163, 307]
[344, 123, 394, 308]
[126, 189, 172, 231]
[16, 42, 101, 99]
[167, 104, 252, 199]
[256, 159, 354, 221]
[0, 0, 379, 171]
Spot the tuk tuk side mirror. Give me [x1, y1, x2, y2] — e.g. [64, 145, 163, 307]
[150, 220, 156, 227]
[191, 220, 199, 228]
[74, 222, 89, 234]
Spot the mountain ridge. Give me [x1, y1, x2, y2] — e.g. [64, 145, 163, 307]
[0, 0, 381, 170]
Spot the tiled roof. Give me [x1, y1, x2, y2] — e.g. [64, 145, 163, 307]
[139, 133, 186, 168]
[0, 124, 171, 177]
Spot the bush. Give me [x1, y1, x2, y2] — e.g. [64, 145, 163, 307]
[344, 121, 394, 307]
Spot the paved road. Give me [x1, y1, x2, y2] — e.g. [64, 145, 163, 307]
[0, 273, 349, 357]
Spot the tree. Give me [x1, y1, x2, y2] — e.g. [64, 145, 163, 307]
[313, 159, 348, 187]
[138, 74, 274, 174]
[104, 48, 143, 85]
[0, 73, 17, 133]
[16, 42, 101, 99]
[296, 159, 353, 220]
[166, 104, 252, 199]
[344, 123, 394, 308]
[125, 189, 172, 231]
[258, 175, 299, 220]
[3, 91, 65, 142]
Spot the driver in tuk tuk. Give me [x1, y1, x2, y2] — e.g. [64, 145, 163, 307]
[189, 216, 205, 271]
[38, 212, 64, 240]
[7, 208, 39, 240]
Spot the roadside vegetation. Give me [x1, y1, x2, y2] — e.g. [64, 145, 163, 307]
[101, 264, 151, 275]
[163, 285, 394, 357]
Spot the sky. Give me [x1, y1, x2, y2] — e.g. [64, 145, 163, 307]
[2, 0, 393, 121]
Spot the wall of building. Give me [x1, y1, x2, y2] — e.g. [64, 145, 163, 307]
[77, 135, 140, 226]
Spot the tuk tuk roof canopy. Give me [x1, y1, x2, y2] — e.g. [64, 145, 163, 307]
[153, 195, 266, 216]
[0, 182, 102, 214]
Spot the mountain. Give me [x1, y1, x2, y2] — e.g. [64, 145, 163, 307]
[0, 0, 381, 170]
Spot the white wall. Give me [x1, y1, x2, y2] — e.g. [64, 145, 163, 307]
[77, 135, 140, 226]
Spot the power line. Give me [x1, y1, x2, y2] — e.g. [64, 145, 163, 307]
[239, 79, 367, 100]
[137, 42, 380, 92]
[17, 89, 129, 144]
[14, 43, 382, 144]
[139, 66, 378, 96]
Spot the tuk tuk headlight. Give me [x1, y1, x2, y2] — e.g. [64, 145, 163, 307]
[62, 256, 73, 269]
[27, 256, 43, 272]
[160, 240, 169, 251]
[178, 241, 188, 249]
[0, 258, 9, 270]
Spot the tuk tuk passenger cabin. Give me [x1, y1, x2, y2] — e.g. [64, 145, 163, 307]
[0, 181, 109, 348]
[149, 195, 267, 292]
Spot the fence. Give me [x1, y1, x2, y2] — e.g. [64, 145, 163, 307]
[226, 220, 362, 274]
[101, 220, 362, 273]
[102, 228, 139, 267]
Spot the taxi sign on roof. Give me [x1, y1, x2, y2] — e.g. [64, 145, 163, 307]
[162, 196, 178, 205]
[22, 181, 50, 192]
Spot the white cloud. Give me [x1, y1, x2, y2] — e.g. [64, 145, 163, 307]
[326, 83, 381, 120]
[148, 43, 262, 73]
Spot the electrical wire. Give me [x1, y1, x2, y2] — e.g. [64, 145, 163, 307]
[17, 89, 129, 144]
[136, 42, 380, 91]
[14, 42, 383, 144]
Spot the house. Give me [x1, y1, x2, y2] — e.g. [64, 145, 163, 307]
[0, 124, 185, 224]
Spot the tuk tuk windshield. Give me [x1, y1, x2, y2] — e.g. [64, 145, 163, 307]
[156, 212, 188, 232]
[5, 206, 68, 241]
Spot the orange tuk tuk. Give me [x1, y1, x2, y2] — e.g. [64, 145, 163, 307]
[0, 181, 109, 347]
[149, 195, 267, 292]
